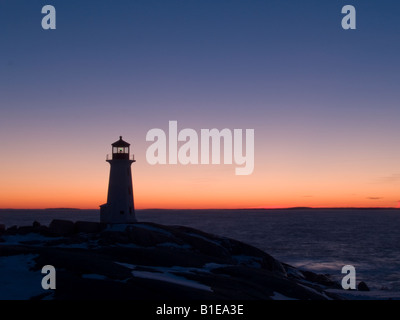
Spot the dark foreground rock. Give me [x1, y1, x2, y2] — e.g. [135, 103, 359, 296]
[358, 281, 370, 292]
[0, 220, 344, 300]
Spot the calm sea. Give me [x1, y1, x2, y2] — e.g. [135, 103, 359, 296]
[1, 208, 400, 291]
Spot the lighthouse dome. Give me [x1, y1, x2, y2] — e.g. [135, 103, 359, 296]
[112, 136, 130, 147]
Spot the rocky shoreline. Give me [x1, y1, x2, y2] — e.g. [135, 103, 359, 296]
[0, 220, 355, 300]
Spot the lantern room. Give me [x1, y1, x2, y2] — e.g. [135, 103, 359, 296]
[111, 136, 130, 160]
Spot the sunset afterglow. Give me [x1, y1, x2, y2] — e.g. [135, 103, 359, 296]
[1, 1, 399, 209]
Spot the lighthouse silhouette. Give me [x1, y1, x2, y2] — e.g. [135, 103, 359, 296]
[100, 136, 137, 223]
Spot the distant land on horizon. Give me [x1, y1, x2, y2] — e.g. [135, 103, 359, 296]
[0, 207, 399, 211]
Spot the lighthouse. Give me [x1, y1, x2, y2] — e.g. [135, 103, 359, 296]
[100, 136, 136, 223]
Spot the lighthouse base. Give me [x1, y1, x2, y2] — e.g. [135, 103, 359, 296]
[100, 203, 137, 224]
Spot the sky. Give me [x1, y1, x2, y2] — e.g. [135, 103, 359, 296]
[0, 0, 400, 209]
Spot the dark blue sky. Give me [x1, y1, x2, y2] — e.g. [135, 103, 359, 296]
[1, 1, 399, 123]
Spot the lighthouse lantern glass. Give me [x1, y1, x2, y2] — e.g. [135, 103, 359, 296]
[113, 147, 129, 154]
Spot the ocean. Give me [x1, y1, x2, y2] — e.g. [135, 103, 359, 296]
[1, 208, 400, 293]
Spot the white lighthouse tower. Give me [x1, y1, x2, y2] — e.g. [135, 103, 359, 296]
[100, 136, 137, 223]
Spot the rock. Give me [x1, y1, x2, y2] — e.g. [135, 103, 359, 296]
[37, 225, 51, 236]
[49, 219, 75, 236]
[176, 232, 231, 259]
[125, 224, 175, 247]
[6, 225, 18, 235]
[17, 226, 36, 235]
[32, 221, 41, 228]
[225, 237, 286, 275]
[300, 270, 340, 288]
[358, 281, 370, 291]
[75, 221, 105, 233]
[210, 266, 330, 300]
[0, 219, 345, 300]
[99, 231, 131, 245]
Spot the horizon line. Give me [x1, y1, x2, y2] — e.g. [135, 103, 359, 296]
[0, 206, 399, 211]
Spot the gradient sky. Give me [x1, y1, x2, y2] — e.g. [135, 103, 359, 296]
[1, 0, 400, 209]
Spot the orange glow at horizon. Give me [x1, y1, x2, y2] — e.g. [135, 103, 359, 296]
[0, 129, 399, 210]
[0, 156, 399, 209]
